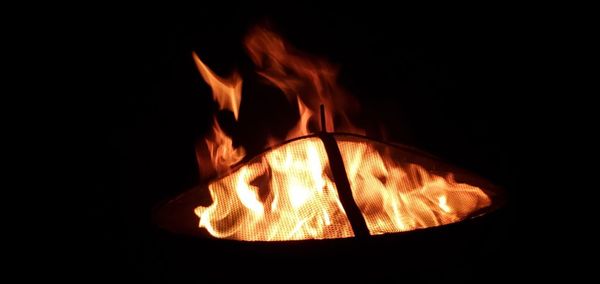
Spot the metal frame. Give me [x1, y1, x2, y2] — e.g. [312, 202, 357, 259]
[153, 107, 505, 240]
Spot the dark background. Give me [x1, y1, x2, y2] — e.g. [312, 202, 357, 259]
[84, 3, 544, 282]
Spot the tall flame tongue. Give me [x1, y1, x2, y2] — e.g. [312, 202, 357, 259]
[193, 52, 245, 178]
[192, 27, 492, 241]
[193, 52, 242, 120]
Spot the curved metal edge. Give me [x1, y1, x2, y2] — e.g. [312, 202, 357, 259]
[153, 132, 507, 239]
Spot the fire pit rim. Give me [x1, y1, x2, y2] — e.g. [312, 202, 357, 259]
[154, 132, 506, 240]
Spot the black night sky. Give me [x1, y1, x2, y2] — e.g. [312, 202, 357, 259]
[84, 3, 545, 282]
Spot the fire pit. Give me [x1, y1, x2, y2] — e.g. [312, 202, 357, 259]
[154, 26, 504, 241]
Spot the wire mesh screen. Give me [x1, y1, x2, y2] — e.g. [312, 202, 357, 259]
[335, 135, 492, 235]
[195, 137, 354, 241]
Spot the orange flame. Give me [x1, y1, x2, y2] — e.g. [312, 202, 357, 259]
[286, 97, 313, 139]
[244, 26, 363, 136]
[192, 26, 492, 241]
[193, 52, 245, 177]
[193, 52, 242, 120]
[200, 117, 246, 176]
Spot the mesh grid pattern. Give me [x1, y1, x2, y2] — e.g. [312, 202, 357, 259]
[195, 137, 354, 241]
[336, 137, 491, 235]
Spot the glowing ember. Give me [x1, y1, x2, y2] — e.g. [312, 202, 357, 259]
[189, 26, 493, 241]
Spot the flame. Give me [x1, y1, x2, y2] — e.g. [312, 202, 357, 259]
[193, 52, 242, 120]
[196, 135, 491, 240]
[286, 97, 313, 139]
[244, 26, 363, 136]
[201, 117, 246, 175]
[191, 26, 492, 241]
[195, 138, 354, 240]
[193, 53, 245, 177]
[337, 140, 491, 234]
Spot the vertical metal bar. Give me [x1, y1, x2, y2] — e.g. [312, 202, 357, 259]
[318, 104, 369, 238]
[320, 134, 370, 238]
[320, 104, 326, 132]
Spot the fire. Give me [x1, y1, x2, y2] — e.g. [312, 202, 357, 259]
[337, 139, 491, 234]
[244, 26, 363, 136]
[190, 26, 493, 241]
[286, 97, 313, 139]
[194, 138, 354, 240]
[193, 53, 245, 177]
[193, 52, 242, 120]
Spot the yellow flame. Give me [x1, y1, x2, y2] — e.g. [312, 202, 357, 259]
[195, 137, 491, 240]
[192, 27, 492, 241]
[337, 140, 491, 234]
[195, 138, 354, 241]
[202, 117, 245, 174]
